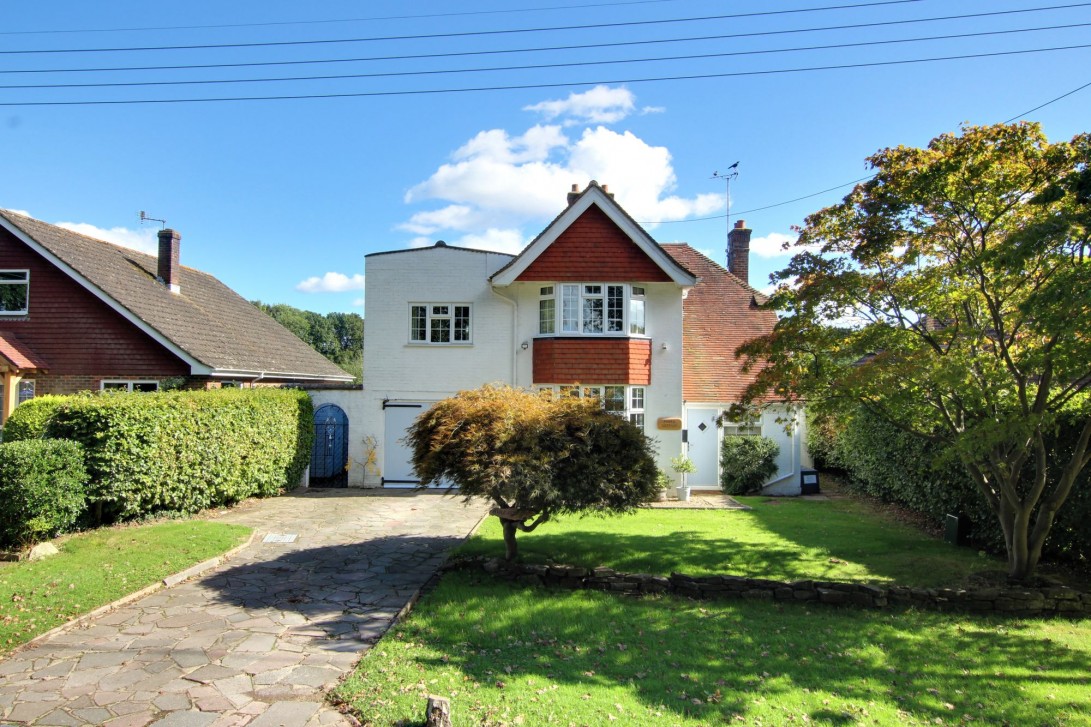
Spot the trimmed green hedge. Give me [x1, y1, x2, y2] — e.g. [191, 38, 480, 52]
[829, 407, 1091, 563]
[47, 388, 314, 522]
[2, 395, 71, 442]
[720, 435, 780, 494]
[0, 439, 88, 547]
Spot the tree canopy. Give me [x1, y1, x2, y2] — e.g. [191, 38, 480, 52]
[252, 301, 363, 383]
[407, 385, 659, 560]
[739, 122, 1091, 580]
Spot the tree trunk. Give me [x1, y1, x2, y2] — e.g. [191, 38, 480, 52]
[501, 519, 519, 561]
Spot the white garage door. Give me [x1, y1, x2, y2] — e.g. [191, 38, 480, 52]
[382, 401, 451, 489]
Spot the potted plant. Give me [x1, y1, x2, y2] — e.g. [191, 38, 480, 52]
[670, 454, 696, 502]
[655, 470, 672, 501]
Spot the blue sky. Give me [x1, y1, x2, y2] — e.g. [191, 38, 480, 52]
[2, 0, 1088, 314]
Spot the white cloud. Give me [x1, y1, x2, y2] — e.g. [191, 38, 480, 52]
[640, 106, 666, 115]
[398, 204, 478, 235]
[56, 222, 158, 255]
[749, 232, 798, 258]
[352, 297, 365, 307]
[524, 85, 636, 125]
[295, 272, 365, 293]
[2, 208, 32, 217]
[452, 228, 526, 256]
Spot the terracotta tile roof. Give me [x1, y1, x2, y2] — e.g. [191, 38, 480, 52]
[662, 244, 777, 402]
[0, 210, 353, 382]
[0, 333, 48, 371]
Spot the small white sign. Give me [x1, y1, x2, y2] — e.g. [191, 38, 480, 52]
[262, 533, 299, 544]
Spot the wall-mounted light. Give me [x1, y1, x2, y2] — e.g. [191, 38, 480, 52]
[521, 341, 530, 351]
[660, 342, 669, 352]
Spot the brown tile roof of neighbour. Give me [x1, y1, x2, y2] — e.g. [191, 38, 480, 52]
[0, 210, 354, 382]
[662, 244, 777, 402]
[0, 332, 49, 371]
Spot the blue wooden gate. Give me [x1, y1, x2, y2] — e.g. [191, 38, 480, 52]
[310, 404, 348, 487]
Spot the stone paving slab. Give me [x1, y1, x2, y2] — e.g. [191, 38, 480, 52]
[0, 490, 487, 726]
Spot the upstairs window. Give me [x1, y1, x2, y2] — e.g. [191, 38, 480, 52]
[0, 270, 29, 315]
[544, 283, 643, 336]
[410, 304, 472, 344]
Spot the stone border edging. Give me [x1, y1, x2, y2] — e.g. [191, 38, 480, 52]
[448, 557, 1091, 618]
[13, 529, 258, 655]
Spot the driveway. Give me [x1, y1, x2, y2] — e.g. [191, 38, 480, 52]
[0, 489, 488, 726]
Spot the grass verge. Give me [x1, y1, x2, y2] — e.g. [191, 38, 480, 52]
[333, 571, 1091, 726]
[0, 520, 251, 653]
[456, 497, 998, 588]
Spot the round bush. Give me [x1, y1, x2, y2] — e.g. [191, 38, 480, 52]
[720, 435, 780, 494]
[0, 439, 89, 548]
[2, 395, 70, 442]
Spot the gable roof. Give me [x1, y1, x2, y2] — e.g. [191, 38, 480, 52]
[490, 181, 696, 286]
[663, 243, 777, 402]
[0, 210, 354, 382]
[0, 333, 48, 372]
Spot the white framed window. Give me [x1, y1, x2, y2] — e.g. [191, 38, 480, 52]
[409, 304, 472, 344]
[18, 379, 35, 404]
[723, 422, 762, 437]
[101, 380, 159, 393]
[0, 270, 29, 315]
[537, 384, 647, 429]
[541, 283, 645, 336]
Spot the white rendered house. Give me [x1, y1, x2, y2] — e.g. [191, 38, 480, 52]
[349, 182, 808, 493]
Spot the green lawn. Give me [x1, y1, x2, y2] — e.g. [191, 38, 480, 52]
[457, 497, 999, 588]
[0, 520, 251, 653]
[333, 572, 1091, 726]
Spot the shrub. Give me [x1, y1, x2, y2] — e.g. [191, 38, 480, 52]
[2, 395, 71, 442]
[0, 439, 88, 547]
[832, 407, 1091, 562]
[47, 388, 313, 522]
[720, 435, 780, 494]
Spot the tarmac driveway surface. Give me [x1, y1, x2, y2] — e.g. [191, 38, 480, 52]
[0, 489, 488, 726]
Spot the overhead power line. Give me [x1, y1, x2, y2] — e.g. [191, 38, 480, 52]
[6, 23, 1087, 91]
[5, 10, 1087, 77]
[4, 1, 1083, 56]
[2, 42, 1088, 107]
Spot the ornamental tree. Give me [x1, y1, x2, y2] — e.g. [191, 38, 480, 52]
[407, 385, 659, 560]
[738, 122, 1091, 581]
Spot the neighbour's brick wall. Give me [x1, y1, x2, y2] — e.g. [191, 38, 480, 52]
[0, 228, 189, 377]
[533, 337, 651, 385]
[453, 557, 1091, 618]
[517, 206, 672, 282]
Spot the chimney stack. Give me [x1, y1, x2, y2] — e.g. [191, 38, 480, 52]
[567, 183, 581, 206]
[157, 228, 181, 294]
[727, 219, 751, 285]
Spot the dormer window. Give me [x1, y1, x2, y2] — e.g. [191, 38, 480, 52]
[540, 283, 645, 336]
[0, 270, 29, 315]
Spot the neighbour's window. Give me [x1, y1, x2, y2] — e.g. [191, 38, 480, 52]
[0, 270, 29, 315]
[101, 380, 159, 393]
[18, 379, 35, 404]
[540, 283, 644, 336]
[723, 422, 762, 437]
[409, 304, 472, 344]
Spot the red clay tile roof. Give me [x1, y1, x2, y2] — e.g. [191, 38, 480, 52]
[662, 244, 777, 402]
[0, 210, 353, 382]
[0, 333, 48, 371]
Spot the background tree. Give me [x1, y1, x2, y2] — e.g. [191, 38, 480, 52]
[407, 385, 659, 560]
[252, 301, 364, 383]
[739, 122, 1091, 581]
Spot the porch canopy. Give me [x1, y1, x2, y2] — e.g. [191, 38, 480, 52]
[0, 333, 48, 424]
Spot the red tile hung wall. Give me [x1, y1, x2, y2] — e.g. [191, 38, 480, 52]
[0, 229, 190, 377]
[517, 206, 672, 282]
[532, 337, 651, 385]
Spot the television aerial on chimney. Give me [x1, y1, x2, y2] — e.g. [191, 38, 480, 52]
[139, 210, 166, 230]
[711, 162, 739, 267]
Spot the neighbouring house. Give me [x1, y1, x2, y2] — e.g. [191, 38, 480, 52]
[0, 209, 354, 423]
[350, 181, 808, 494]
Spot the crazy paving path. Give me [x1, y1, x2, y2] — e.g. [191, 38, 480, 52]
[0, 489, 488, 726]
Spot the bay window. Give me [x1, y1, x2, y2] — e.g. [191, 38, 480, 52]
[541, 283, 647, 336]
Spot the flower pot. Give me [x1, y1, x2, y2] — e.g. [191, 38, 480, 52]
[676, 485, 691, 502]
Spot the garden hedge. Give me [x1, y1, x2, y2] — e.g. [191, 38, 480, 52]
[47, 388, 314, 522]
[2, 395, 71, 442]
[720, 435, 780, 494]
[0, 439, 88, 547]
[825, 407, 1091, 563]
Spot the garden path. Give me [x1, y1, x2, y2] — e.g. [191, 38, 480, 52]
[0, 489, 487, 726]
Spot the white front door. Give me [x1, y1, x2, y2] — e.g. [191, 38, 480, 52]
[687, 407, 720, 488]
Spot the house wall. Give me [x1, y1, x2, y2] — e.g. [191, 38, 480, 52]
[358, 246, 517, 486]
[0, 228, 189, 392]
[532, 337, 651, 385]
